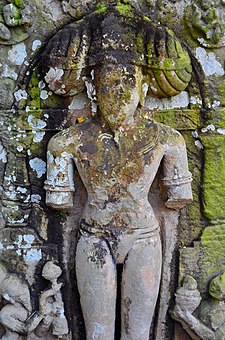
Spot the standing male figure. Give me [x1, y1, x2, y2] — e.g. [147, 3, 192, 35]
[43, 2, 193, 339]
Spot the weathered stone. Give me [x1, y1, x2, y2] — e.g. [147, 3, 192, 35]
[0, 260, 68, 338]
[0, 0, 225, 339]
[172, 276, 215, 340]
[43, 3, 193, 339]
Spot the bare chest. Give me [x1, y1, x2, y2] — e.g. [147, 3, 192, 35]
[74, 120, 160, 185]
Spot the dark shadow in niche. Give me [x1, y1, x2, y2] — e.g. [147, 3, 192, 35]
[115, 263, 123, 339]
[63, 168, 87, 339]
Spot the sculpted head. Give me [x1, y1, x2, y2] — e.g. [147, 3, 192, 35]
[94, 63, 147, 130]
[42, 0, 191, 131]
[42, 261, 62, 282]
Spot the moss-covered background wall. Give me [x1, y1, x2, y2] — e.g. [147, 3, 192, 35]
[0, 0, 225, 339]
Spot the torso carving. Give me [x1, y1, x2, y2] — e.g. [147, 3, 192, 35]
[46, 116, 191, 231]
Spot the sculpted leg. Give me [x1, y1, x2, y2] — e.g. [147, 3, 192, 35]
[121, 232, 162, 340]
[76, 235, 117, 340]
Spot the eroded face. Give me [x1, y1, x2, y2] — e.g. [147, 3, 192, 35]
[94, 63, 143, 131]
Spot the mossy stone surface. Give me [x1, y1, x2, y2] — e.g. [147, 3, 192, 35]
[200, 134, 225, 222]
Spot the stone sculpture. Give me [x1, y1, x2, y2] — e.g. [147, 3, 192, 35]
[0, 261, 68, 339]
[36, 261, 69, 338]
[171, 275, 215, 340]
[172, 273, 225, 340]
[43, 1, 193, 338]
[199, 272, 225, 339]
[0, 261, 33, 339]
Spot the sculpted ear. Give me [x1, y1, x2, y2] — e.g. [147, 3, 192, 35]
[146, 26, 192, 99]
[40, 22, 91, 96]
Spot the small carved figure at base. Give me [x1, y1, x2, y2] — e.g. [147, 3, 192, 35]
[172, 273, 225, 340]
[0, 261, 69, 339]
[35, 261, 69, 338]
[199, 272, 225, 339]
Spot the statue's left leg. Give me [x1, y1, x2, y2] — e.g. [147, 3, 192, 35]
[121, 230, 162, 340]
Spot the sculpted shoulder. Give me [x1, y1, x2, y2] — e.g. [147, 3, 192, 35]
[156, 122, 185, 148]
[47, 118, 102, 157]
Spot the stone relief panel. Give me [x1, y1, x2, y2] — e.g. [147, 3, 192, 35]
[40, 2, 194, 339]
[0, 0, 224, 339]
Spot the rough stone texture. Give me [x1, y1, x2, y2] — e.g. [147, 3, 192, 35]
[172, 272, 225, 339]
[0, 260, 68, 339]
[0, 0, 224, 339]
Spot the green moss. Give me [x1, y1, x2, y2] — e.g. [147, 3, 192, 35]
[147, 53, 191, 71]
[184, 4, 224, 47]
[152, 109, 201, 130]
[6, 4, 22, 23]
[201, 225, 225, 280]
[200, 134, 225, 222]
[30, 87, 40, 107]
[115, 1, 132, 15]
[16, 108, 47, 156]
[220, 108, 225, 129]
[179, 225, 225, 296]
[13, 0, 22, 8]
[219, 81, 225, 107]
[27, 70, 41, 110]
[205, 108, 225, 130]
[134, 34, 145, 59]
[95, 3, 108, 14]
[143, 15, 151, 22]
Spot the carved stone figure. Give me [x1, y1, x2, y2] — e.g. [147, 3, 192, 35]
[171, 275, 215, 340]
[199, 272, 225, 339]
[172, 273, 225, 340]
[42, 1, 193, 338]
[35, 261, 69, 338]
[0, 261, 68, 339]
[0, 261, 33, 339]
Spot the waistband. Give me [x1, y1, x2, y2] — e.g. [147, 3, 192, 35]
[79, 219, 159, 239]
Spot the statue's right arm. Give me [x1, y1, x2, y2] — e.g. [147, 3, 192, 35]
[44, 130, 76, 210]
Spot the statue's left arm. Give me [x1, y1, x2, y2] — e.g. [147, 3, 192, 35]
[161, 130, 193, 210]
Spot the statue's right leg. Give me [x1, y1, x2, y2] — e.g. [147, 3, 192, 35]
[76, 234, 117, 340]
